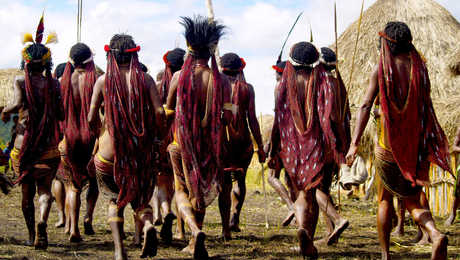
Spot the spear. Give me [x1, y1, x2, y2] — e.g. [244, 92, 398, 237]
[334, 1, 341, 211]
[260, 112, 269, 229]
[348, 0, 365, 88]
[277, 12, 303, 64]
[206, 0, 221, 65]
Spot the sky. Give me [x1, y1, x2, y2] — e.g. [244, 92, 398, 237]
[0, 0, 459, 114]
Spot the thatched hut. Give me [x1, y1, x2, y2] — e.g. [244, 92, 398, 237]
[0, 69, 22, 108]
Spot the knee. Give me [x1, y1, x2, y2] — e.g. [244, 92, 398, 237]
[39, 193, 52, 205]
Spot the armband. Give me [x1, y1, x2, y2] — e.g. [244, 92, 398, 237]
[163, 105, 175, 116]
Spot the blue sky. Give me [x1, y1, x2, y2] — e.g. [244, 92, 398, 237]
[1, 0, 459, 114]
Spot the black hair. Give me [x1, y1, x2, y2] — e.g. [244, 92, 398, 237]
[290, 42, 319, 71]
[20, 43, 53, 73]
[166, 48, 186, 72]
[221, 52, 243, 76]
[69, 43, 92, 67]
[381, 21, 414, 55]
[12, 115, 19, 121]
[139, 63, 148, 73]
[320, 47, 337, 71]
[180, 15, 225, 59]
[108, 34, 137, 64]
[54, 62, 73, 79]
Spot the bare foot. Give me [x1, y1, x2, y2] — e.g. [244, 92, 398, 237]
[297, 228, 318, 259]
[230, 214, 241, 232]
[391, 227, 404, 237]
[34, 222, 48, 250]
[160, 213, 176, 244]
[282, 210, 295, 227]
[327, 219, 349, 245]
[69, 234, 83, 243]
[174, 232, 185, 241]
[84, 220, 95, 235]
[140, 224, 158, 258]
[381, 251, 390, 260]
[114, 250, 128, 260]
[315, 236, 329, 246]
[193, 232, 208, 260]
[431, 234, 447, 260]
[444, 213, 455, 226]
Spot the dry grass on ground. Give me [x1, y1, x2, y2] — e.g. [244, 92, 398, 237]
[0, 170, 459, 260]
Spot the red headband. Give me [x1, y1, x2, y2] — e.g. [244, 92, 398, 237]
[272, 65, 284, 73]
[163, 51, 171, 66]
[378, 31, 397, 43]
[104, 44, 141, 53]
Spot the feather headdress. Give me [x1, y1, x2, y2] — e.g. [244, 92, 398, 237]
[21, 12, 58, 64]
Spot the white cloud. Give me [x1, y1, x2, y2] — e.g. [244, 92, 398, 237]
[1, 0, 459, 115]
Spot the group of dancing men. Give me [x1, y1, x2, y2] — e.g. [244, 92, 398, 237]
[0, 13, 459, 260]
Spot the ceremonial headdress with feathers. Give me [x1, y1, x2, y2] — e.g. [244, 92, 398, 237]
[21, 12, 58, 65]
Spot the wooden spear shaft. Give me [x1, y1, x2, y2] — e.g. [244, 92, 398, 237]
[334, 1, 341, 211]
[206, 0, 221, 66]
[348, 0, 365, 88]
[260, 112, 269, 229]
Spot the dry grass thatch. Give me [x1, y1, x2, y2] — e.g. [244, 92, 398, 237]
[336, 0, 460, 154]
[0, 69, 22, 108]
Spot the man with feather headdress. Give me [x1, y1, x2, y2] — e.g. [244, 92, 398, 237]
[165, 16, 232, 259]
[1, 13, 62, 250]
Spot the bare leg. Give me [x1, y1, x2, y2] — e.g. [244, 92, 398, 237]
[174, 199, 186, 241]
[377, 183, 394, 260]
[158, 174, 176, 243]
[230, 171, 246, 232]
[136, 207, 158, 258]
[445, 192, 459, 226]
[51, 179, 66, 228]
[108, 202, 127, 260]
[84, 178, 98, 235]
[405, 193, 447, 260]
[219, 172, 232, 240]
[150, 186, 162, 226]
[66, 184, 82, 242]
[267, 168, 295, 226]
[294, 190, 319, 259]
[316, 189, 349, 245]
[392, 198, 405, 237]
[21, 182, 36, 246]
[35, 175, 53, 250]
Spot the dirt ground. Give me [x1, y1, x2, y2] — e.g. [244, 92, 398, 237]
[0, 173, 459, 260]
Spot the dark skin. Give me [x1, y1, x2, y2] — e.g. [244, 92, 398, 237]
[225, 74, 266, 232]
[166, 57, 233, 257]
[57, 66, 101, 242]
[445, 127, 460, 226]
[88, 63, 165, 260]
[346, 52, 447, 260]
[1, 67, 64, 248]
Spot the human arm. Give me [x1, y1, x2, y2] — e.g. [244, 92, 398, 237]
[247, 84, 265, 163]
[1, 76, 24, 122]
[346, 66, 379, 166]
[452, 127, 460, 153]
[165, 72, 180, 120]
[54, 79, 65, 121]
[145, 73, 166, 137]
[87, 75, 104, 130]
[221, 75, 233, 126]
[268, 87, 281, 168]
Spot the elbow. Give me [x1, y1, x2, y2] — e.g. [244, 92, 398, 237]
[359, 102, 372, 113]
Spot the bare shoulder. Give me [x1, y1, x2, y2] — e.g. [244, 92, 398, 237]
[95, 74, 106, 85]
[143, 72, 155, 86]
[246, 83, 255, 93]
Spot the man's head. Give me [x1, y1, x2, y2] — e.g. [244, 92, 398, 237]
[156, 69, 164, 83]
[220, 52, 245, 77]
[54, 62, 73, 80]
[320, 47, 337, 72]
[164, 48, 186, 72]
[289, 42, 319, 71]
[180, 15, 225, 60]
[21, 43, 53, 73]
[139, 63, 148, 73]
[108, 34, 137, 64]
[12, 115, 19, 124]
[380, 21, 413, 55]
[273, 60, 287, 81]
[69, 43, 93, 68]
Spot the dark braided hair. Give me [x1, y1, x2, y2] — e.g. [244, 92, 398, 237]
[108, 34, 137, 64]
[381, 21, 414, 55]
[221, 52, 243, 76]
[290, 42, 319, 72]
[69, 43, 92, 67]
[21, 43, 53, 73]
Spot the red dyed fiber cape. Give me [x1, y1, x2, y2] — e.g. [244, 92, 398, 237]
[175, 55, 224, 210]
[274, 62, 350, 191]
[104, 52, 158, 209]
[60, 62, 97, 189]
[15, 68, 61, 184]
[378, 40, 451, 186]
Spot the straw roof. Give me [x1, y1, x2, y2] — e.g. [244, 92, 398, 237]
[336, 0, 460, 153]
[0, 69, 22, 108]
[449, 46, 460, 76]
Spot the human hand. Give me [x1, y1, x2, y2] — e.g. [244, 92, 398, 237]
[346, 144, 358, 167]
